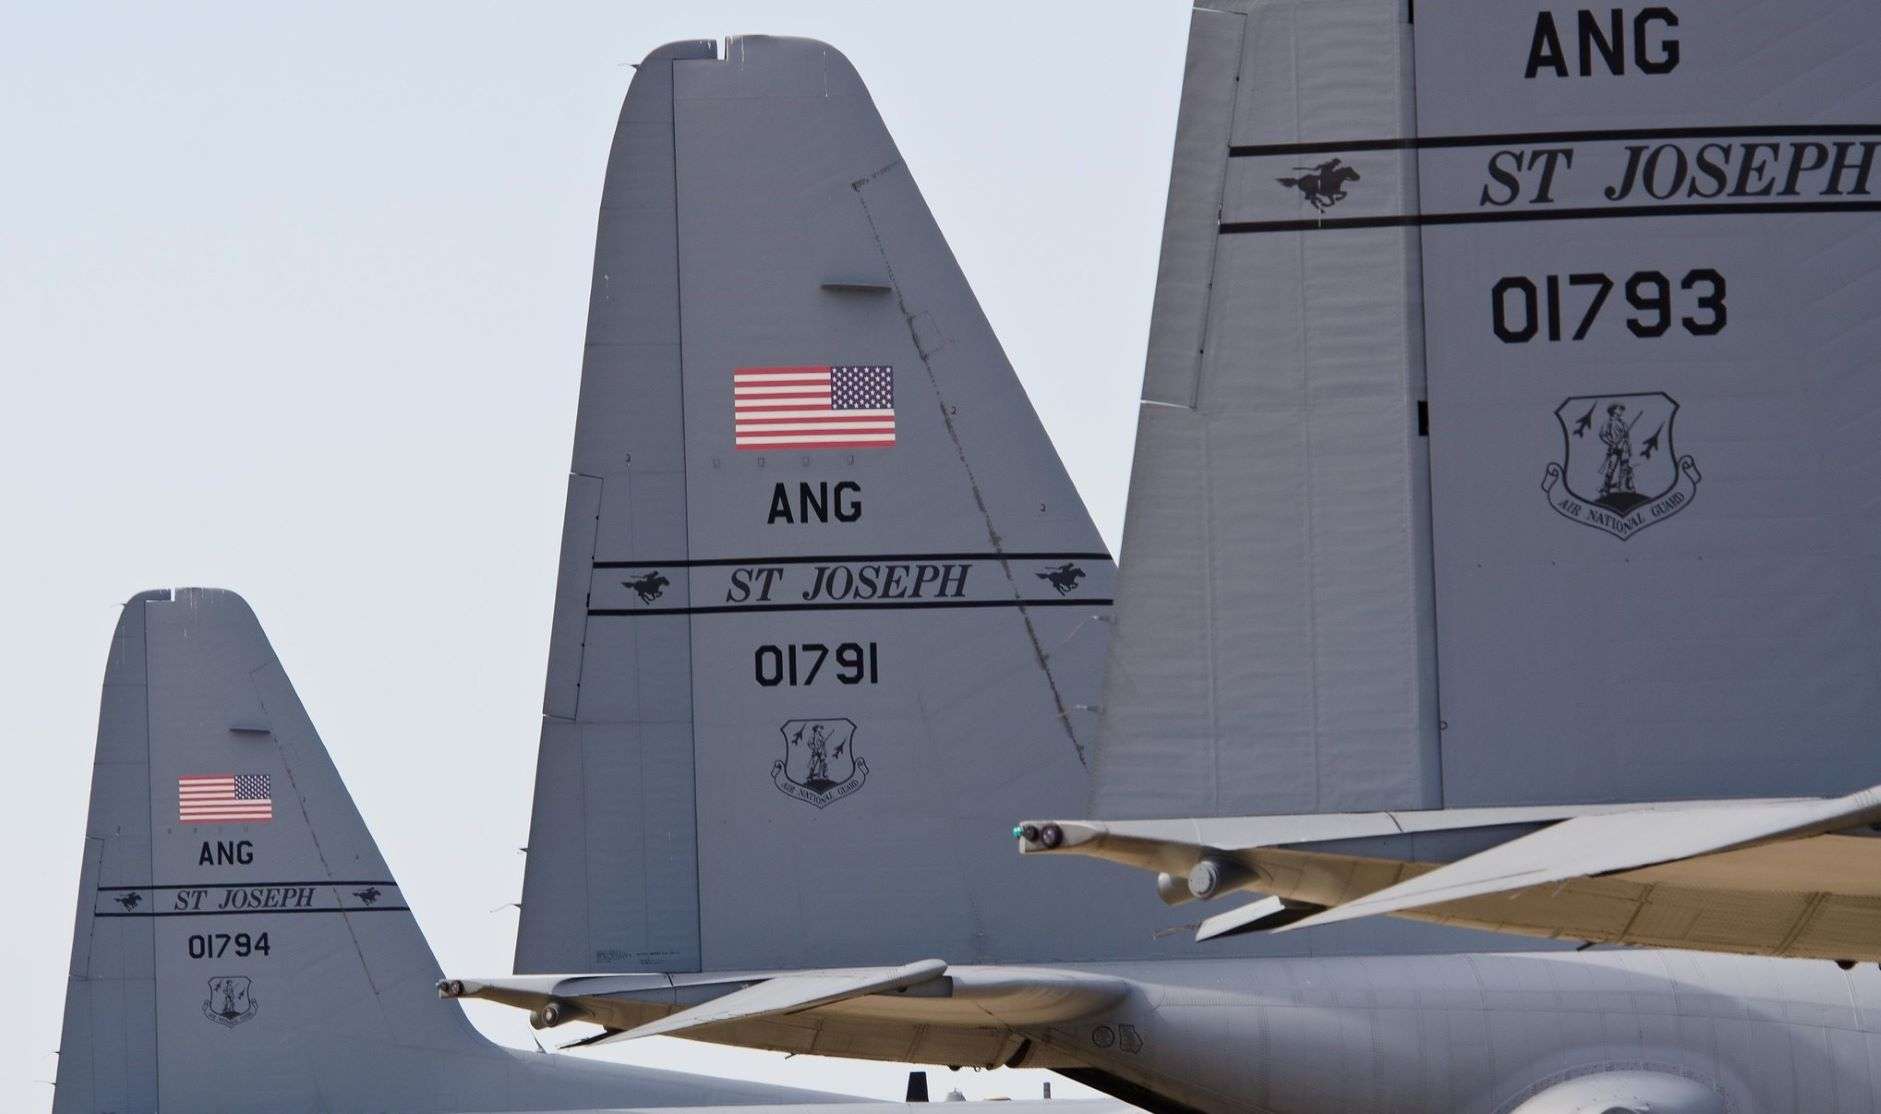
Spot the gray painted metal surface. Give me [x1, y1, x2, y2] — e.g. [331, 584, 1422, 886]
[1093, 0, 1442, 822]
[54, 588, 858, 1113]
[1098, 0, 1881, 818]
[1413, 0, 1881, 806]
[519, 34, 1307, 975]
[467, 949, 1881, 1114]
[1069, 0, 1881, 961]
[489, 10, 1881, 1114]
[515, 31, 1527, 977]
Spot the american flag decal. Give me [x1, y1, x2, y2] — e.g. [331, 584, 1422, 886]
[733, 365, 895, 450]
[178, 773, 274, 824]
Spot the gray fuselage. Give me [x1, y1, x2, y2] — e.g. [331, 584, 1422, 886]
[1007, 949, 1858, 1114]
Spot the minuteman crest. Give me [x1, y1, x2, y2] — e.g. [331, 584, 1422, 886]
[202, 975, 257, 1028]
[1543, 391, 1701, 540]
[772, 718, 868, 808]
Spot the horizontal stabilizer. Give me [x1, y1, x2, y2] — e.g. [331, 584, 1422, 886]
[448, 963, 1128, 1066]
[1278, 785, 1881, 934]
[615, 960, 947, 1041]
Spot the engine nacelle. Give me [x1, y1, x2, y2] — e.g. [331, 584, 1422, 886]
[529, 1000, 589, 1030]
[1509, 1070, 1726, 1114]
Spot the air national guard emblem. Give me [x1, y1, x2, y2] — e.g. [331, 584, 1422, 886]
[772, 718, 868, 808]
[202, 975, 258, 1028]
[1543, 392, 1701, 540]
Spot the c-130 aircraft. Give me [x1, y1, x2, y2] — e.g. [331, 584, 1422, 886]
[453, 5, 1881, 1112]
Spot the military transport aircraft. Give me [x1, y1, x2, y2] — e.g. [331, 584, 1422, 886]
[53, 587, 1133, 1113]
[439, 6, 1881, 1114]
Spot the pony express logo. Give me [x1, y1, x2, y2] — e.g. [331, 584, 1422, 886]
[1036, 562, 1087, 596]
[203, 975, 258, 1028]
[772, 718, 869, 808]
[622, 570, 669, 605]
[1542, 392, 1700, 540]
[1277, 157, 1360, 212]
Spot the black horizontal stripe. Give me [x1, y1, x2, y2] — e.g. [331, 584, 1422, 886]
[98, 881, 397, 892]
[591, 596, 1114, 618]
[1221, 199, 1881, 235]
[96, 906, 412, 919]
[593, 551, 1112, 570]
[1230, 122, 1881, 159]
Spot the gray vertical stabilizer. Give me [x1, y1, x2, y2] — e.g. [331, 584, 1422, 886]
[55, 588, 857, 1112]
[58, 587, 500, 1111]
[1412, 0, 1881, 807]
[1093, 0, 1441, 820]
[1099, 0, 1881, 822]
[516, 35, 1146, 973]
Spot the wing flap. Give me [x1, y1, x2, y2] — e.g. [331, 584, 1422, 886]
[615, 960, 948, 1041]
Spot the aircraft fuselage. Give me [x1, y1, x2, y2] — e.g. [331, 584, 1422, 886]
[1011, 949, 1853, 1114]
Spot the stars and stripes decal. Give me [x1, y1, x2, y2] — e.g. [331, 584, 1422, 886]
[733, 365, 896, 450]
[178, 773, 274, 824]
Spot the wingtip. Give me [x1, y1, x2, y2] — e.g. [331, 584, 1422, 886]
[1014, 820, 1106, 854]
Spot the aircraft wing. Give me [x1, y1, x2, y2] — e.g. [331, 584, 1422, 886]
[1018, 785, 1881, 959]
[446, 963, 1128, 1060]
[1271, 787, 1881, 934]
[604, 960, 947, 1042]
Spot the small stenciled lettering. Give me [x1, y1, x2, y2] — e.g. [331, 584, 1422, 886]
[198, 840, 254, 867]
[1491, 269, 1725, 343]
[170, 885, 320, 912]
[1601, 140, 1877, 202]
[187, 932, 272, 959]
[1479, 148, 1576, 206]
[754, 642, 881, 687]
[800, 562, 971, 602]
[1524, 7, 1679, 79]
[767, 481, 863, 524]
[725, 566, 787, 603]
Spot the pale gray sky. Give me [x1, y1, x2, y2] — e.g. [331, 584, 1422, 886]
[1, 3, 1187, 1108]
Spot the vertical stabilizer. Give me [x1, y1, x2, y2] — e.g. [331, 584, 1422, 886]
[1097, 0, 1881, 820]
[53, 587, 530, 1112]
[516, 36, 1131, 973]
[56, 588, 854, 1112]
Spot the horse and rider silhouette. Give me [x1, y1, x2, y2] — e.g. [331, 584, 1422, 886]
[1277, 157, 1360, 212]
[1036, 562, 1086, 596]
[623, 570, 669, 605]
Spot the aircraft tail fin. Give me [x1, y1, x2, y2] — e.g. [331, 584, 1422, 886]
[56, 588, 850, 1112]
[1097, 0, 1881, 819]
[54, 588, 505, 1111]
[514, 36, 1130, 974]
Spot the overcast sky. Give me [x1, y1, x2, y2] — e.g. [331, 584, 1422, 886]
[1, 3, 1188, 1108]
